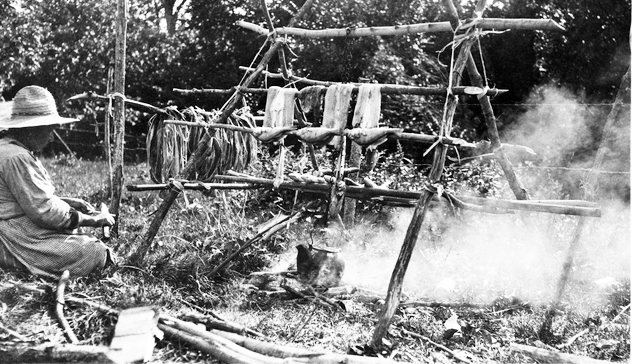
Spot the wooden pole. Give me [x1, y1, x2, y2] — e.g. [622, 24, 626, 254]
[126, 178, 601, 217]
[207, 211, 303, 278]
[344, 141, 361, 225]
[67, 92, 168, 115]
[237, 18, 564, 38]
[539, 67, 630, 339]
[224, 68, 510, 96]
[328, 136, 347, 225]
[464, 53, 529, 200]
[105, 67, 114, 196]
[52, 130, 77, 159]
[371, 0, 479, 347]
[126, 0, 316, 266]
[162, 119, 474, 147]
[174, 84, 508, 96]
[110, 0, 127, 236]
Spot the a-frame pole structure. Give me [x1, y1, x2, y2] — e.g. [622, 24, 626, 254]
[371, 0, 487, 347]
[126, 0, 316, 265]
[371, 0, 565, 346]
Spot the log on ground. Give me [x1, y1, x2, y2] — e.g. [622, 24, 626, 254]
[510, 343, 614, 364]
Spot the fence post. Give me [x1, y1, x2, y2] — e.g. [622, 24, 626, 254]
[111, 0, 127, 236]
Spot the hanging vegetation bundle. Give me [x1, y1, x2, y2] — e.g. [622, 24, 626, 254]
[147, 107, 258, 183]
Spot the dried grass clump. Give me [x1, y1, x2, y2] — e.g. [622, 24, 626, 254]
[147, 106, 258, 183]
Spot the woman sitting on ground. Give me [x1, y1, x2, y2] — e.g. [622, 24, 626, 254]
[0, 85, 114, 279]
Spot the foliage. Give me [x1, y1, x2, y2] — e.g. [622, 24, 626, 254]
[530, 0, 631, 101]
[0, 0, 114, 97]
[1, 0, 629, 183]
[365, 144, 505, 199]
[180, 0, 271, 110]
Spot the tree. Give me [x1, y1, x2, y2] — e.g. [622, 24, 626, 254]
[0, 0, 48, 92]
[531, 0, 631, 100]
[0, 0, 627, 162]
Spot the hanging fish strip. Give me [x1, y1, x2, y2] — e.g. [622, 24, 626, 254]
[147, 106, 258, 183]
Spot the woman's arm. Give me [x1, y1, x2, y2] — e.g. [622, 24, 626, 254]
[60, 197, 97, 214]
[2, 153, 105, 230]
[77, 210, 115, 227]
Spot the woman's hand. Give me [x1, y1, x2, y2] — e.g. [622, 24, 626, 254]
[62, 197, 97, 214]
[78, 211, 116, 228]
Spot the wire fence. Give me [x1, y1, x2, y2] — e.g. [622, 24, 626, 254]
[47, 124, 147, 162]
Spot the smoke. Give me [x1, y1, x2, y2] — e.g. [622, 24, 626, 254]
[502, 84, 630, 200]
[337, 83, 630, 309]
[504, 86, 596, 167]
[338, 203, 629, 310]
[339, 208, 562, 304]
[269, 83, 629, 311]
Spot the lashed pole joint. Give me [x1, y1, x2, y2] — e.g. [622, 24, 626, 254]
[370, 0, 478, 347]
[126, 0, 316, 266]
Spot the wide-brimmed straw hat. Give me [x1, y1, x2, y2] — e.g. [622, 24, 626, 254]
[0, 86, 78, 129]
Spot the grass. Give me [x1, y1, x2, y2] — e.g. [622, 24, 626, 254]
[0, 155, 629, 363]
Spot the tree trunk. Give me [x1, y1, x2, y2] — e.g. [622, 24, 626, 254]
[162, 0, 177, 35]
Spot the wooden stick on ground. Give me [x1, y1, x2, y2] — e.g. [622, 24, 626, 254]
[181, 311, 268, 339]
[0, 280, 119, 316]
[510, 343, 613, 364]
[399, 301, 487, 309]
[0, 322, 29, 342]
[213, 327, 322, 358]
[288, 304, 319, 342]
[305, 286, 344, 311]
[559, 302, 631, 350]
[55, 270, 79, 344]
[0, 342, 116, 364]
[159, 323, 266, 364]
[160, 315, 415, 364]
[65, 296, 119, 316]
[402, 328, 472, 364]
[207, 211, 304, 278]
[280, 284, 340, 311]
